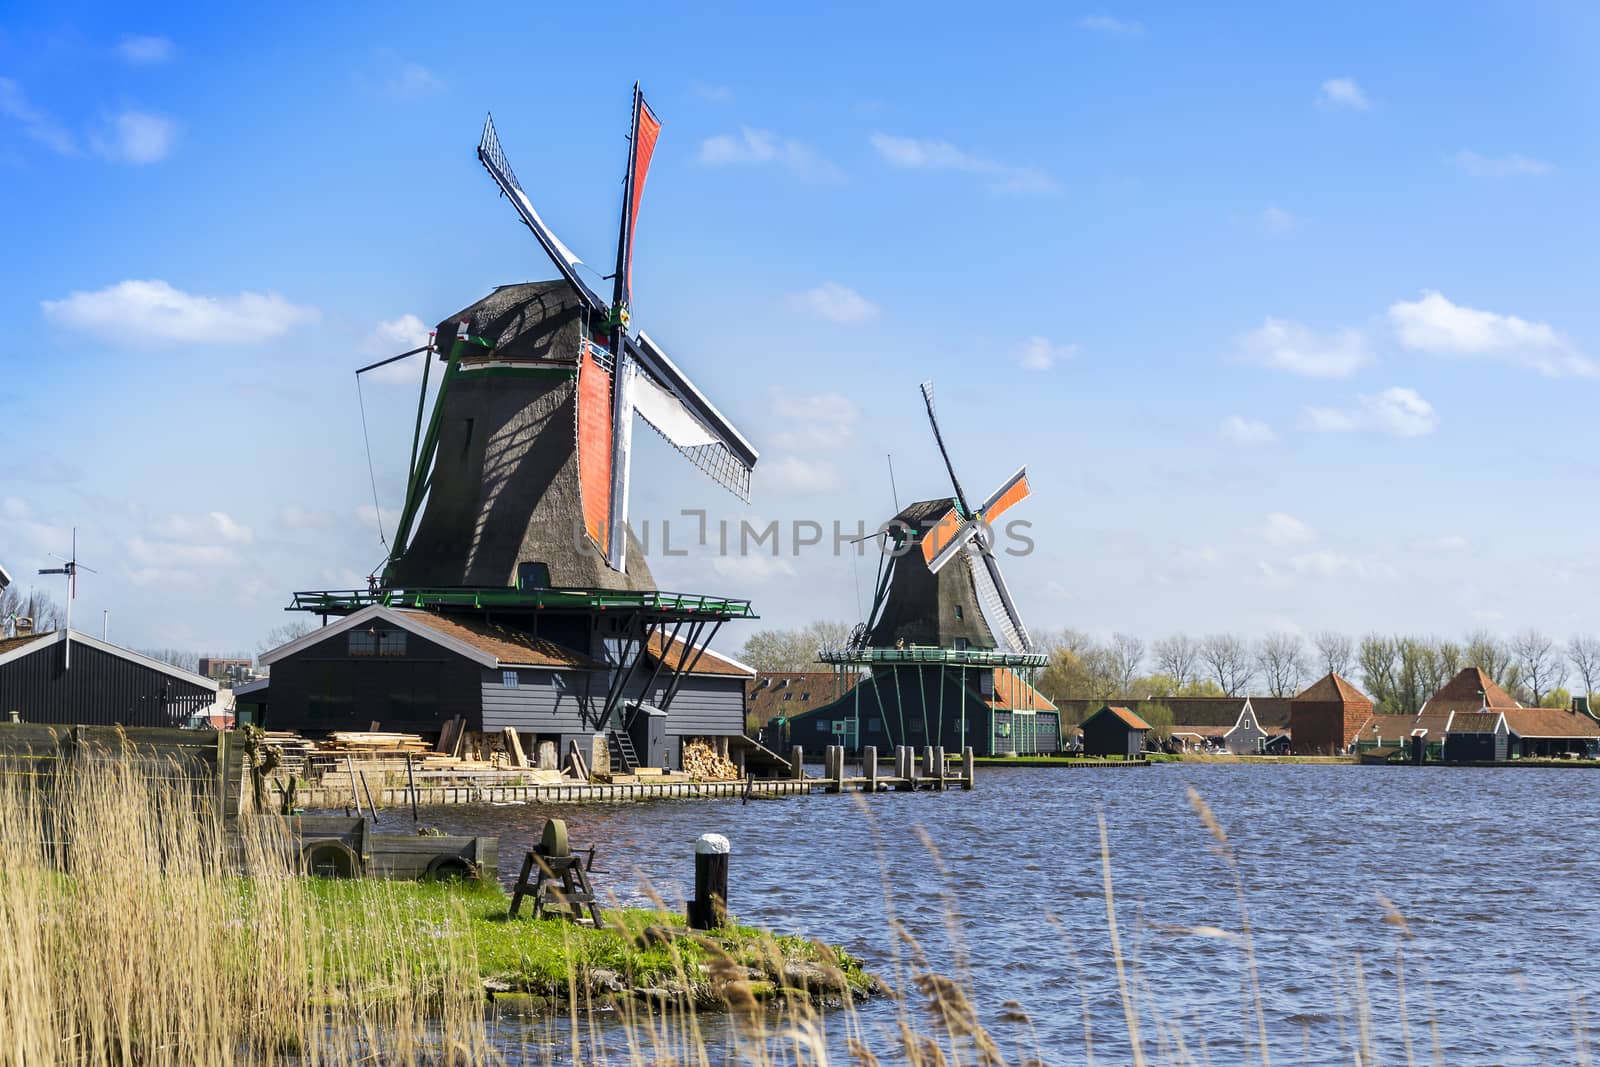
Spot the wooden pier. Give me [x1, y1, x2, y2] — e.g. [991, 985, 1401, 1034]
[290, 744, 976, 808]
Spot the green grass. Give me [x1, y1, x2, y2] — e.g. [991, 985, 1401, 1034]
[298, 878, 875, 1003]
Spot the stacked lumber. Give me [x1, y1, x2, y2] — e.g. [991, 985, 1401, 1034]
[681, 740, 739, 781]
[322, 731, 432, 754]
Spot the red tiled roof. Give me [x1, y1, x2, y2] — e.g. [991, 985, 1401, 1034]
[1423, 667, 1520, 715]
[646, 632, 753, 677]
[1293, 672, 1372, 705]
[988, 668, 1058, 712]
[1447, 712, 1504, 734]
[1093, 705, 1153, 731]
[1502, 706, 1600, 740]
[747, 672, 855, 725]
[400, 613, 599, 668]
[1354, 711, 1453, 743]
[0, 631, 51, 657]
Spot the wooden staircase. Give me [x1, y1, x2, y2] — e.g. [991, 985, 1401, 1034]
[607, 729, 639, 774]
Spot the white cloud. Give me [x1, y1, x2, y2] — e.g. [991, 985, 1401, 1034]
[278, 505, 338, 531]
[1388, 291, 1596, 377]
[1221, 416, 1276, 445]
[1421, 534, 1469, 553]
[1305, 386, 1438, 438]
[1079, 14, 1144, 34]
[373, 49, 442, 96]
[1259, 205, 1296, 236]
[42, 280, 319, 346]
[116, 35, 176, 65]
[710, 553, 796, 583]
[697, 128, 843, 182]
[759, 456, 841, 493]
[768, 390, 859, 450]
[363, 314, 433, 383]
[869, 132, 1058, 194]
[1235, 317, 1370, 378]
[785, 282, 879, 324]
[1016, 335, 1077, 371]
[1317, 77, 1370, 111]
[90, 109, 178, 164]
[1290, 551, 1385, 580]
[152, 511, 253, 545]
[0, 77, 76, 154]
[1259, 512, 1315, 547]
[127, 536, 237, 568]
[1447, 150, 1553, 178]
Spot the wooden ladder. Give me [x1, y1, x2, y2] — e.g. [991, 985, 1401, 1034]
[607, 729, 639, 773]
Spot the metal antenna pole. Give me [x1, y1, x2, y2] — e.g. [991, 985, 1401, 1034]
[886, 453, 900, 512]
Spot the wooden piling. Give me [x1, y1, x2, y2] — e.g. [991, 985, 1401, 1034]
[790, 745, 806, 781]
[962, 746, 975, 790]
[933, 746, 946, 790]
[922, 747, 935, 790]
[864, 745, 878, 792]
[689, 833, 730, 930]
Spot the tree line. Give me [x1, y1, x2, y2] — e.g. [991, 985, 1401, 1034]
[0, 587, 63, 632]
[737, 621, 1600, 715]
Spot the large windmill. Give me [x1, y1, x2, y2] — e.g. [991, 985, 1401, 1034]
[860, 381, 1034, 654]
[380, 87, 757, 593]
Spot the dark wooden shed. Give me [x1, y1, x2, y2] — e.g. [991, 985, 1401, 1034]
[1081, 704, 1151, 759]
[0, 630, 218, 727]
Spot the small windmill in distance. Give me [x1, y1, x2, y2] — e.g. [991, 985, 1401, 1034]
[39, 528, 96, 669]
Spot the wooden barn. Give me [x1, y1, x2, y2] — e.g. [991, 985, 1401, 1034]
[780, 661, 1061, 757]
[1080, 704, 1150, 759]
[0, 629, 219, 727]
[1290, 673, 1373, 755]
[253, 604, 753, 772]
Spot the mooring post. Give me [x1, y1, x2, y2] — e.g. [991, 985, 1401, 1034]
[894, 745, 911, 790]
[962, 746, 975, 790]
[863, 745, 878, 792]
[922, 746, 935, 790]
[933, 746, 947, 790]
[688, 832, 730, 930]
[790, 745, 805, 781]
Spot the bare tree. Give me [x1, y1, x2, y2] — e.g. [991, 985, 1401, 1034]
[1108, 633, 1146, 694]
[1463, 629, 1520, 695]
[1152, 635, 1200, 688]
[738, 621, 854, 672]
[1358, 634, 1400, 711]
[1200, 633, 1254, 696]
[1510, 629, 1565, 706]
[0, 587, 63, 632]
[1568, 634, 1600, 703]
[255, 620, 316, 659]
[1311, 630, 1355, 677]
[1256, 632, 1308, 697]
[140, 648, 202, 673]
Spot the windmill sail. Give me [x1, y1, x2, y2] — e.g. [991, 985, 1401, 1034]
[967, 542, 1032, 653]
[629, 333, 757, 501]
[612, 89, 662, 315]
[478, 115, 608, 313]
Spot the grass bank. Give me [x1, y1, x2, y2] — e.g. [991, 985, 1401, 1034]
[301, 878, 875, 1011]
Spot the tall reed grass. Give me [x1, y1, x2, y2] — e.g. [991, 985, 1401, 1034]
[0, 744, 1589, 1065]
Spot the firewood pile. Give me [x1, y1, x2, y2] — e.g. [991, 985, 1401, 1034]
[681, 740, 739, 781]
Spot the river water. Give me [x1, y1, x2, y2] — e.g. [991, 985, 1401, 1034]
[398, 764, 1600, 1064]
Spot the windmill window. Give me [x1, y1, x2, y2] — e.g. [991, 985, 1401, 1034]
[502, 670, 520, 688]
[801, 693, 810, 701]
[348, 628, 404, 657]
[954, 605, 964, 620]
[784, 693, 793, 701]
[518, 562, 551, 589]
[954, 638, 969, 651]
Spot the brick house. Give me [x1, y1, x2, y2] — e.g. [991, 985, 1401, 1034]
[1290, 673, 1374, 755]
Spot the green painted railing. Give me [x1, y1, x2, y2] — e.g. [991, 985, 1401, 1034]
[288, 587, 757, 618]
[817, 646, 1048, 668]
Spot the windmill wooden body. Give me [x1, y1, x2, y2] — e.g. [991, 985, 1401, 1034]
[272, 89, 761, 770]
[805, 384, 1060, 757]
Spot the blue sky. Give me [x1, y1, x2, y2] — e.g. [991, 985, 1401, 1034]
[3, 2, 1599, 655]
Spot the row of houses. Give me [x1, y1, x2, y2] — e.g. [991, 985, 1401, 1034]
[747, 666, 1600, 762]
[1063, 667, 1600, 761]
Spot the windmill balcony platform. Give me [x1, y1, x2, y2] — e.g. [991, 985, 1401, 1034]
[817, 646, 1048, 669]
[289, 586, 756, 621]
